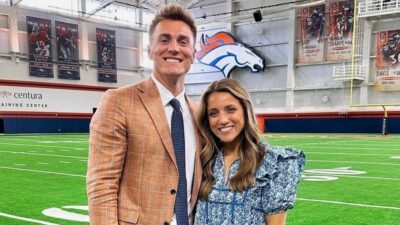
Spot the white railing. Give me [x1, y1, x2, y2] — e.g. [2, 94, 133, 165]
[332, 64, 365, 80]
[358, 0, 400, 17]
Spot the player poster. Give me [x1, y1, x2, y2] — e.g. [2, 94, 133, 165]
[56, 21, 80, 80]
[375, 30, 400, 91]
[327, 0, 354, 61]
[298, 5, 325, 63]
[26, 16, 53, 77]
[96, 28, 117, 83]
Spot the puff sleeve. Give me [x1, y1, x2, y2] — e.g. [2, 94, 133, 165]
[255, 144, 306, 216]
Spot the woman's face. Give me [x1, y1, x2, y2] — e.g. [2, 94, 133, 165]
[207, 91, 245, 146]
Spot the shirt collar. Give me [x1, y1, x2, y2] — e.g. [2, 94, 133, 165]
[152, 75, 186, 111]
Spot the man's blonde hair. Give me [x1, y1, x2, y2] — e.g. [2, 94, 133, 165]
[148, 4, 197, 43]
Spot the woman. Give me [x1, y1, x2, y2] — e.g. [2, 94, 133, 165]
[194, 79, 305, 225]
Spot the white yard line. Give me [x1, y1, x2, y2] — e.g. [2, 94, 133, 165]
[335, 175, 400, 181]
[1, 137, 87, 141]
[277, 140, 399, 146]
[0, 151, 87, 159]
[58, 161, 71, 164]
[0, 212, 59, 225]
[37, 162, 49, 165]
[308, 159, 400, 166]
[295, 140, 361, 145]
[301, 146, 400, 151]
[306, 152, 394, 156]
[0, 166, 85, 178]
[0, 142, 84, 150]
[297, 198, 400, 210]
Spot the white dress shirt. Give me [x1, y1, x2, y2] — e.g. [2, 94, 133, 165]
[152, 76, 196, 225]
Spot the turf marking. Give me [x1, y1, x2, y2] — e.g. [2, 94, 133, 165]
[335, 175, 400, 181]
[303, 167, 366, 181]
[2, 137, 88, 142]
[0, 212, 58, 225]
[306, 152, 393, 156]
[0, 166, 85, 177]
[37, 140, 87, 143]
[0, 151, 87, 159]
[305, 167, 366, 175]
[37, 162, 49, 165]
[301, 146, 400, 151]
[58, 161, 71, 164]
[0, 142, 85, 150]
[297, 198, 400, 210]
[14, 164, 26, 166]
[392, 156, 400, 159]
[284, 140, 400, 146]
[42, 205, 88, 222]
[302, 175, 338, 181]
[308, 159, 400, 166]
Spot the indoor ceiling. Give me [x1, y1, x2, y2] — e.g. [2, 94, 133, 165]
[115, 0, 202, 12]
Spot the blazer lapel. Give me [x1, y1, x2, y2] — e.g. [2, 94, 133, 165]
[138, 78, 177, 169]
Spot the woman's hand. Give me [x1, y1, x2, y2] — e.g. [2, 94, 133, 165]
[265, 212, 287, 225]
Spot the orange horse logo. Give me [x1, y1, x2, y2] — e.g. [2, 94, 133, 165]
[195, 32, 265, 78]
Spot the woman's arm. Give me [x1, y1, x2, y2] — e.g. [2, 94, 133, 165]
[265, 212, 287, 225]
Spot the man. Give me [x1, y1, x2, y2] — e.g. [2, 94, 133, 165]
[87, 4, 201, 225]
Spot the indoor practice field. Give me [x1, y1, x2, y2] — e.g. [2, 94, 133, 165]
[0, 133, 399, 225]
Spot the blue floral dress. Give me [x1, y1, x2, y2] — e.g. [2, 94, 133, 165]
[194, 143, 305, 225]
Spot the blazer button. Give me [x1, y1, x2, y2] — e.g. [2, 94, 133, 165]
[164, 222, 169, 225]
[170, 189, 176, 195]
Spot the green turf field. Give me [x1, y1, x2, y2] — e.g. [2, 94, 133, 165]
[0, 134, 399, 225]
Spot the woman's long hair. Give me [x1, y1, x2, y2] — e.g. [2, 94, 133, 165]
[196, 79, 265, 199]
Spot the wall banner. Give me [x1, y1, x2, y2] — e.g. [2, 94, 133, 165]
[375, 30, 400, 91]
[327, 0, 354, 61]
[56, 21, 80, 80]
[298, 5, 325, 63]
[27, 16, 53, 78]
[96, 28, 117, 83]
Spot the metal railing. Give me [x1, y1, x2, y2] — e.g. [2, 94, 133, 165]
[358, 0, 400, 17]
[332, 64, 365, 80]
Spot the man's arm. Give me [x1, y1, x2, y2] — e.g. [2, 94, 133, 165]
[86, 89, 128, 225]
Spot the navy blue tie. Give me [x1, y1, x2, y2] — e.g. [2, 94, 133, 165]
[170, 98, 189, 225]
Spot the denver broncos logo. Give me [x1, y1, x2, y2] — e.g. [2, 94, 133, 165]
[195, 32, 265, 78]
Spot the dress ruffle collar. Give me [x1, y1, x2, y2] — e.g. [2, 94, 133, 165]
[254, 142, 306, 186]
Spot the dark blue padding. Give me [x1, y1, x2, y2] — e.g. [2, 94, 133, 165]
[3, 118, 90, 133]
[265, 118, 400, 133]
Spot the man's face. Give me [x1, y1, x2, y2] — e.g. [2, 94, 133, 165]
[148, 19, 195, 80]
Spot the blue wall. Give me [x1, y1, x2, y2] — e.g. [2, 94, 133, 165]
[265, 117, 400, 133]
[3, 118, 90, 133]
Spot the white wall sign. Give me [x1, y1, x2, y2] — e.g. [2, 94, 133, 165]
[0, 85, 104, 114]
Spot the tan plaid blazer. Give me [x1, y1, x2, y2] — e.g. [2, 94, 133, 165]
[87, 78, 202, 225]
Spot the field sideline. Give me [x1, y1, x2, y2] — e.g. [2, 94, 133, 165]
[0, 133, 399, 225]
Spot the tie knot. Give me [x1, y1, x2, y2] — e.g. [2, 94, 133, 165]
[170, 98, 181, 111]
